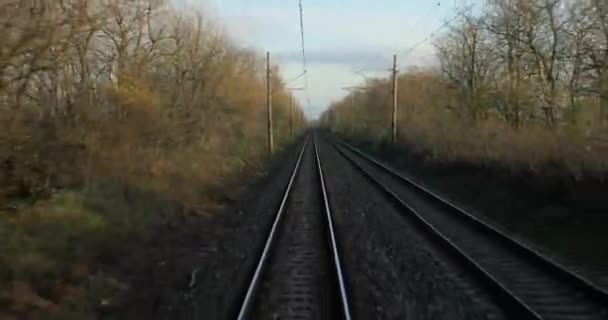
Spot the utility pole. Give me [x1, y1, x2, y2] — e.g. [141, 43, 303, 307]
[286, 87, 304, 138]
[391, 54, 398, 145]
[266, 52, 273, 156]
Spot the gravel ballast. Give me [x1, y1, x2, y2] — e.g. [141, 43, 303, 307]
[106, 137, 309, 320]
[185, 138, 310, 319]
[107, 133, 506, 319]
[316, 137, 502, 320]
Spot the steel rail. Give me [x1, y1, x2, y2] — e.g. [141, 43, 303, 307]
[313, 134, 352, 320]
[330, 137, 608, 319]
[334, 138, 608, 308]
[330, 139, 541, 319]
[236, 135, 351, 320]
[236, 136, 309, 320]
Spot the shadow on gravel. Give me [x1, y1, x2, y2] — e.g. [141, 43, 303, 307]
[316, 136, 497, 320]
[338, 133, 608, 289]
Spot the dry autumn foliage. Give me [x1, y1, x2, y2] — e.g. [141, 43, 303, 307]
[0, 0, 305, 316]
[322, 0, 608, 179]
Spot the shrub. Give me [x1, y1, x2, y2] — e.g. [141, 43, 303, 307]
[1, 192, 108, 282]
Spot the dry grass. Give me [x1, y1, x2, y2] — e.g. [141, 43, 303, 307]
[327, 70, 608, 180]
[399, 111, 608, 179]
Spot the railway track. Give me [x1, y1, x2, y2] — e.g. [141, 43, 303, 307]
[236, 135, 351, 320]
[330, 137, 608, 320]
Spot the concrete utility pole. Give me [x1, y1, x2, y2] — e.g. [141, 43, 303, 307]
[266, 52, 274, 156]
[391, 54, 398, 144]
[287, 87, 305, 138]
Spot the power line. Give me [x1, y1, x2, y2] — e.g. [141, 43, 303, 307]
[349, 11, 462, 92]
[400, 3, 477, 60]
[351, 1, 445, 77]
[401, 12, 461, 58]
[298, 0, 311, 109]
[408, 1, 445, 35]
[286, 71, 307, 85]
[298, 0, 308, 76]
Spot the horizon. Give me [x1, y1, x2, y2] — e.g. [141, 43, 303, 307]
[175, 0, 481, 119]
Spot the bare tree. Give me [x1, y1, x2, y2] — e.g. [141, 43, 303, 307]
[585, 0, 608, 125]
[436, 12, 493, 119]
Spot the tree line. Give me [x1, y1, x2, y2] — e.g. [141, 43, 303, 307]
[1, 0, 305, 199]
[321, 0, 608, 175]
[435, 0, 608, 127]
[0, 3, 306, 314]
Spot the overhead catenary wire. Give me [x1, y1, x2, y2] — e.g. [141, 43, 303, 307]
[353, 1, 446, 77]
[404, 1, 446, 44]
[286, 71, 307, 85]
[400, 4, 474, 62]
[298, 0, 308, 77]
[298, 0, 312, 109]
[337, 3, 467, 136]
[401, 13, 461, 58]
[349, 10, 461, 93]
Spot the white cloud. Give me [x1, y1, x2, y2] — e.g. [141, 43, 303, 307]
[175, 0, 452, 117]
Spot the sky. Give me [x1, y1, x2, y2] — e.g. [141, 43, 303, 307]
[176, 0, 478, 119]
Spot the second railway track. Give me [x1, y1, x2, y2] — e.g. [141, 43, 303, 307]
[331, 136, 608, 320]
[236, 135, 351, 320]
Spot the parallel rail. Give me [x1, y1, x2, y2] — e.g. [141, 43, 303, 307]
[331, 137, 608, 320]
[236, 135, 351, 320]
[314, 135, 352, 320]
